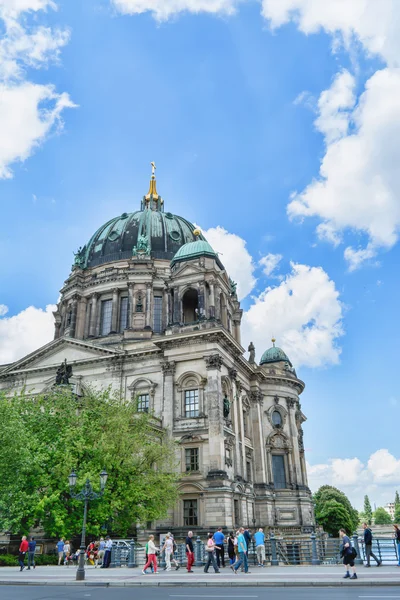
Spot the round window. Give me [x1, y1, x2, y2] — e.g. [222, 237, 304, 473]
[170, 230, 180, 241]
[108, 231, 120, 242]
[272, 410, 282, 427]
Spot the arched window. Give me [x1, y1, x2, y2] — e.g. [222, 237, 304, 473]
[272, 410, 282, 427]
[182, 288, 199, 324]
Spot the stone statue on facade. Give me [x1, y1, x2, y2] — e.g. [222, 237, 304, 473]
[132, 234, 150, 257]
[73, 245, 86, 268]
[229, 278, 237, 296]
[223, 394, 230, 418]
[55, 359, 72, 385]
[248, 341, 255, 364]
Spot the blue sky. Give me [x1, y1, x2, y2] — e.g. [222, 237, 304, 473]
[0, 0, 399, 509]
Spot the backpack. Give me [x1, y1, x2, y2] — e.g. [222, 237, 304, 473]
[350, 546, 357, 559]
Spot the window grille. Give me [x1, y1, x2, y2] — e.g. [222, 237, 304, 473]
[272, 454, 286, 489]
[100, 299, 112, 336]
[185, 448, 199, 472]
[119, 297, 129, 332]
[183, 499, 198, 526]
[153, 296, 163, 333]
[184, 389, 199, 418]
[137, 393, 149, 413]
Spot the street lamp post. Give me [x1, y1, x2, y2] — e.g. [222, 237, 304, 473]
[68, 469, 108, 581]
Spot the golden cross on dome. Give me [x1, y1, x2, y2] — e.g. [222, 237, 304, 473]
[150, 161, 156, 177]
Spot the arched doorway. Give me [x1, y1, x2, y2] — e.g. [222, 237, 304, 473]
[182, 288, 199, 323]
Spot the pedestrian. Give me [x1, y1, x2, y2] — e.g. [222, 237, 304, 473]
[186, 530, 195, 573]
[339, 528, 357, 579]
[394, 525, 400, 566]
[18, 535, 29, 572]
[227, 532, 236, 565]
[169, 534, 180, 570]
[244, 528, 251, 557]
[142, 535, 159, 574]
[97, 537, 105, 566]
[27, 537, 36, 570]
[204, 533, 220, 573]
[56, 537, 65, 566]
[254, 528, 266, 567]
[231, 527, 250, 574]
[162, 534, 176, 571]
[63, 540, 71, 566]
[213, 527, 225, 568]
[363, 523, 381, 567]
[100, 535, 112, 568]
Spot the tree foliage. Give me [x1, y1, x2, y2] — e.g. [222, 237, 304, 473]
[373, 507, 392, 525]
[0, 388, 180, 538]
[363, 495, 372, 525]
[395, 490, 400, 506]
[314, 485, 359, 537]
[394, 504, 400, 524]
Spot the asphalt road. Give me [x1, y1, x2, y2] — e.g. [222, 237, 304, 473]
[2, 587, 400, 600]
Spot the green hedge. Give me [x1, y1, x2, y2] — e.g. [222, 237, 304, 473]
[0, 554, 59, 567]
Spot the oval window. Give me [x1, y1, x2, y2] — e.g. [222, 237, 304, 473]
[272, 410, 282, 427]
[170, 230, 180, 241]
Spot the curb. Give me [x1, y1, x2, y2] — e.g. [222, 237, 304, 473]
[0, 580, 399, 587]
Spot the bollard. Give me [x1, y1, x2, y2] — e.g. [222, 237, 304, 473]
[195, 536, 203, 567]
[352, 534, 363, 565]
[128, 539, 136, 568]
[311, 533, 320, 565]
[270, 532, 279, 566]
[115, 545, 121, 568]
[109, 544, 116, 568]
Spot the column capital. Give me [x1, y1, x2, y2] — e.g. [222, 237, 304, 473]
[286, 397, 296, 410]
[228, 367, 237, 380]
[112, 287, 120, 294]
[161, 360, 176, 375]
[204, 353, 223, 370]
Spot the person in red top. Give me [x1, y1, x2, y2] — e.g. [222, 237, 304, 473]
[19, 536, 29, 571]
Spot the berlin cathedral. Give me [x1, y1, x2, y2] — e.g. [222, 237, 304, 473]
[0, 166, 314, 533]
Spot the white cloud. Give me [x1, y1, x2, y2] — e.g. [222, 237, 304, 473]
[203, 225, 256, 301]
[307, 448, 400, 509]
[242, 263, 343, 368]
[0, 82, 75, 179]
[0, 304, 56, 364]
[259, 2, 400, 270]
[261, 0, 400, 67]
[258, 252, 282, 277]
[0, 1, 74, 179]
[112, 0, 241, 21]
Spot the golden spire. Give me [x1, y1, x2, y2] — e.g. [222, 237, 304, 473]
[271, 337, 276, 346]
[193, 228, 201, 239]
[145, 161, 159, 200]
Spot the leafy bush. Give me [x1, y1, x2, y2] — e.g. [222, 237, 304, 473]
[0, 554, 58, 567]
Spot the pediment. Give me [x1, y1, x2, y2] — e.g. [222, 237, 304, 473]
[1, 337, 122, 375]
[171, 263, 204, 279]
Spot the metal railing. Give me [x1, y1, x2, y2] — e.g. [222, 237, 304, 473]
[107, 534, 400, 568]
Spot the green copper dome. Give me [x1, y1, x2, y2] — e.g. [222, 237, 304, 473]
[171, 238, 224, 268]
[260, 342, 292, 367]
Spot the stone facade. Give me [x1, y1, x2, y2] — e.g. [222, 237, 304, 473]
[0, 172, 315, 533]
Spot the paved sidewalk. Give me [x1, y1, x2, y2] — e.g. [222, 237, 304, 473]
[0, 565, 399, 587]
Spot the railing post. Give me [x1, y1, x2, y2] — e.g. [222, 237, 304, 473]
[195, 536, 203, 566]
[270, 532, 279, 566]
[252, 539, 256, 566]
[352, 534, 363, 565]
[160, 549, 166, 570]
[109, 544, 116, 568]
[178, 543, 185, 565]
[115, 545, 121, 568]
[311, 533, 320, 565]
[128, 539, 136, 568]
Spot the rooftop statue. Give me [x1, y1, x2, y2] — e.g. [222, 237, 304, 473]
[55, 359, 72, 385]
[248, 341, 255, 364]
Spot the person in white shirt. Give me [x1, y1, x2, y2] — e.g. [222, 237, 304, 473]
[142, 535, 159, 574]
[100, 536, 112, 568]
[162, 533, 180, 571]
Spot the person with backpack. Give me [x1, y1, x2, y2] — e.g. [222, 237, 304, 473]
[204, 533, 220, 573]
[227, 532, 236, 565]
[339, 528, 357, 579]
[27, 537, 36, 570]
[363, 523, 381, 567]
[394, 525, 400, 566]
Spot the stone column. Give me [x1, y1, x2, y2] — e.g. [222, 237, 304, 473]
[88, 293, 98, 338]
[76, 296, 88, 339]
[128, 283, 134, 328]
[205, 354, 224, 474]
[145, 282, 152, 328]
[251, 391, 267, 484]
[69, 295, 79, 338]
[163, 288, 169, 330]
[197, 282, 205, 319]
[208, 279, 215, 319]
[111, 288, 119, 334]
[161, 361, 176, 432]
[233, 319, 241, 345]
[286, 398, 303, 485]
[214, 285, 220, 321]
[173, 286, 180, 323]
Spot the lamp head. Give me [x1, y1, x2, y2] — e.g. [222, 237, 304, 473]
[100, 469, 108, 490]
[68, 470, 77, 488]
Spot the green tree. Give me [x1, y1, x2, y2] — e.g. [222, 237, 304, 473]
[394, 504, 400, 524]
[373, 507, 392, 525]
[314, 485, 359, 537]
[315, 499, 355, 537]
[395, 490, 400, 506]
[0, 388, 180, 537]
[363, 495, 373, 525]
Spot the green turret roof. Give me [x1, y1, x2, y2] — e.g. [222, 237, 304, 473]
[260, 340, 292, 367]
[171, 238, 224, 268]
